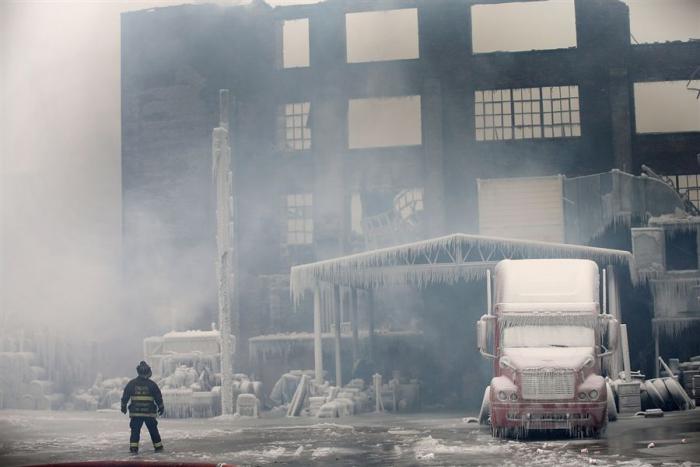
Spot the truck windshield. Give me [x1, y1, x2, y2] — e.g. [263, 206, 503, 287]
[502, 325, 594, 348]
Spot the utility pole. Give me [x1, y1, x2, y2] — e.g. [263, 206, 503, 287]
[212, 89, 236, 415]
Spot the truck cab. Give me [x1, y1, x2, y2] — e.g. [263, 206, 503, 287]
[477, 259, 620, 438]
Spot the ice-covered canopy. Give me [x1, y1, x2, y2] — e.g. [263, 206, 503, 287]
[290, 233, 636, 302]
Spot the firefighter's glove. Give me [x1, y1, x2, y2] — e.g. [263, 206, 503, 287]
[158, 406, 165, 416]
[121, 405, 127, 415]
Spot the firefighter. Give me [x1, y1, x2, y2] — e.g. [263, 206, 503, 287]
[121, 361, 165, 453]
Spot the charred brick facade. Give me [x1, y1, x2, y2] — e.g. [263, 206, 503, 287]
[121, 0, 700, 369]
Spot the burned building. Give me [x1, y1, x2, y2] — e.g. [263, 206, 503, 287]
[121, 0, 700, 372]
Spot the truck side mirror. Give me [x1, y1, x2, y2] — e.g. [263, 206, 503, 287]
[477, 315, 496, 359]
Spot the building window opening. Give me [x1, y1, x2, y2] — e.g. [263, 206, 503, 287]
[346, 8, 419, 63]
[286, 193, 313, 245]
[282, 18, 310, 69]
[514, 87, 542, 139]
[475, 85, 580, 141]
[634, 80, 700, 134]
[665, 229, 698, 271]
[471, 0, 577, 54]
[394, 188, 424, 221]
[280, 102, 311, 151]
[542, 85, 580, 137]
[348, 95, 422, 149]
[475, 89, 512, 141]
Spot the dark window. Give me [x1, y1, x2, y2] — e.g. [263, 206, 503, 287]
[665, 230, 698, 271]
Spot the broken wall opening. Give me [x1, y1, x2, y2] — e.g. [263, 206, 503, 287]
[634, 80, 700, 133]
[470, 0, 577, 54]
[345, 8, 419, 63]
[281, 18, 310, 68]
[625, 0, 700, 44]
[347, 96, 422, 149]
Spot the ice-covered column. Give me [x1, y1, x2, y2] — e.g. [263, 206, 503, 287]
[333, 285, 342, 387]
[212, 89, 236, 415]
[367, 289, 376, 363]
[350, 287, 359, 366]
[606, 265, 622, 378]
[313, 284, 323, 385]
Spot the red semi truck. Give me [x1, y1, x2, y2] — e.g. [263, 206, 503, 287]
[477, 259, 620, 438]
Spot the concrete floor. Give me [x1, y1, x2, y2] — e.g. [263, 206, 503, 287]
[0, 409, 698, 466]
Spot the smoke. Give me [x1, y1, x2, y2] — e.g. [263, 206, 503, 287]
[1, 0, 698, 381]
[0, 1, 223, 376]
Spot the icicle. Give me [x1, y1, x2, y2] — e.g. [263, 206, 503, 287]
[653, 318, 700, 338]
[290, 233, 635, 304]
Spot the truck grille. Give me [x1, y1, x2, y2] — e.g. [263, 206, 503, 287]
[521, 369, 575, 400]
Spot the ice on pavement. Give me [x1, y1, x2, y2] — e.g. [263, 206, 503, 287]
[1, 410, 698, 466]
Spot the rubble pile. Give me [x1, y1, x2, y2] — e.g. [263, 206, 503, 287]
[0, 330, 97, 410]
[69, 375, 129, 411]
[269, 370, 419, 419]
[677, 356, 700, 405]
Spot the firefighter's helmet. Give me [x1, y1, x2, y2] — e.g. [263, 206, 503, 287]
[136, 361, 152, 378]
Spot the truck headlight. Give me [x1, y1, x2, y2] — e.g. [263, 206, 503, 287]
[509, 392, 518, 401]
[588, 389, 599, 400]
[498, 391, 508, 401]
[577, 392, 588, 401]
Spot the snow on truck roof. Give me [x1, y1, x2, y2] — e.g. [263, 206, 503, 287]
[290, 233, 636, 301]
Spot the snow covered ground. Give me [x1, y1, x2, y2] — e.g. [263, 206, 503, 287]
[0, 409, 699, 466]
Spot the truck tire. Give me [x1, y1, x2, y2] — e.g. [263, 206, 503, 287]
[664, 377, 691, 411]
[606, 382, 618, 421]
[645, 380, 665, 410]
[651, 378, 673, 411]
[478, 386, 491, 426]
[640, 386, 651, 411]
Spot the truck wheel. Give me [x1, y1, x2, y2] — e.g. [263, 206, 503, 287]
[606, 382, 618, 422]
[651, 378, 673, 411]
[478, 386, 491, 426]
[663, 377, 691, 411]
[645, 380, 665, 410]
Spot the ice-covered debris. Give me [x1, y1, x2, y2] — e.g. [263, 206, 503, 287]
[413, 435, 507, 460]
[588, 458, 598, 464]
[163, 329, 221, 338]
[580, 448, 589, 453]
[647, 442, 655, 448]
[388, 429, 421, 435]
[463, 417, 478, 423]
[235, 393, 259, 417]
[681, 438, 687, 444]
[262, 447, 285, 457]
[310, 447, 357, 459]
[293, 445, 304, 456]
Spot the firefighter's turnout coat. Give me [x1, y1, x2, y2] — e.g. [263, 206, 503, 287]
[121, 376, 164, 417]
